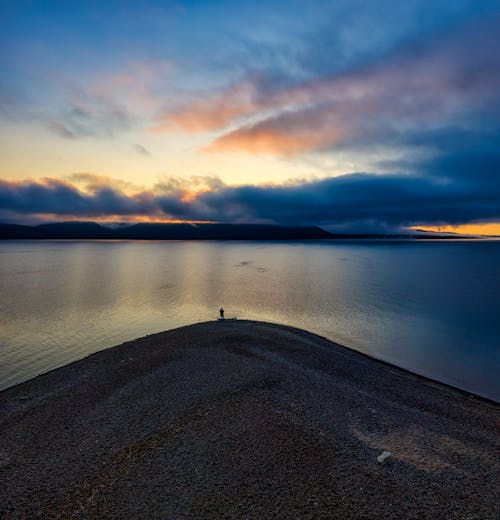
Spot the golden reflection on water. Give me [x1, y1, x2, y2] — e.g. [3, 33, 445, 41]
[0, 240, 499, 400]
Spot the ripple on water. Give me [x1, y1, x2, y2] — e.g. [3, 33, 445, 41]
[0, 240, 499, 400]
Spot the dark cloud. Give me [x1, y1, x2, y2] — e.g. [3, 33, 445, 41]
[191, 172, 499, 227]
[419, 132, 500, 185]
[373, 126, 500, 188]
[286, 0, 500, 81]
[1, 152, 499, 229]
[204, 121, 500, 230]
[0, 179, 157, 217]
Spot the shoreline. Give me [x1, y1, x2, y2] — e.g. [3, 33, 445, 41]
[1, 320, 499, 518]
[3, 319, 498, 406]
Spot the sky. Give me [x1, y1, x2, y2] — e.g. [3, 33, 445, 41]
[1, 0, 499, 234]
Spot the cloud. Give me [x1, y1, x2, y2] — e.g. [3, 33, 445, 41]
[46, 120, 77, 139]
[0, 175, 227, 222]
[152, 80, 260, 133]
[0, 57, 171, 138]
[159, 13, 500, 158]
[133, 143, 151, 156]
[0, 178, 157, 218]
[200, 122, 500, 228]
[46, 90, 136, 139]
[199, 173, 499, 227]
[65, 173, 145, 193]
[1, 152, 499, 230]
[203, 104, 352, 156]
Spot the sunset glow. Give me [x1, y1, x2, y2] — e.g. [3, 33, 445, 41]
[413, 224, 500, 237]
[1, 1, 499, 233]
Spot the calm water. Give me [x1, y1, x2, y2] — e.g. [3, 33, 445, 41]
[1, 240, 499, 400]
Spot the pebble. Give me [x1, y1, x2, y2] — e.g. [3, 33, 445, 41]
[377, 451, 392, 464]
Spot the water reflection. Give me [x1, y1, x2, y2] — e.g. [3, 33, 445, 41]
[0, 240, 499, 401]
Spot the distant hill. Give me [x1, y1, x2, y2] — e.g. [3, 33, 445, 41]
[0, 222, 115, 239]
[0, 222, 469, 240]
[0, 222, 334, 240]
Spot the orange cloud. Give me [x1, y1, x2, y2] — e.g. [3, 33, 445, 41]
[29, 214, 206, 224]
[204, 123, 347, 156]
[152, 62, 440, 154]
[203, 127, 302, 156]
[150, 19, 500, 157]
[66, 173, 145, 195]
[152, 81, 260, 133]
[203, 103, 353, 156]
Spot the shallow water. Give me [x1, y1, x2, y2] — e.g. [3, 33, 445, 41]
[1, 239, 499, 400]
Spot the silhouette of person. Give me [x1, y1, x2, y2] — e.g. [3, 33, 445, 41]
[219, 307, 224, 320]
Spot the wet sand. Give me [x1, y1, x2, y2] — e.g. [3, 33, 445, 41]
[1, 320, 499, 519]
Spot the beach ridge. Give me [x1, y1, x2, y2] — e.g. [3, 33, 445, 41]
[1, 320, 499, 518]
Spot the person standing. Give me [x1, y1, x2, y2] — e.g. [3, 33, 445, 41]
[219, 306, 224, 320]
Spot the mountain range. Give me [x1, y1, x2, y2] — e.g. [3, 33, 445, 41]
[0, 222, 450, 240]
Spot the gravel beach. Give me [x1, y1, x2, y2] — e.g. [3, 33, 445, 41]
[1, 320, 499, 519]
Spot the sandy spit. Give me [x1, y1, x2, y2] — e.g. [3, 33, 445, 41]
[1, 320, 499, 519]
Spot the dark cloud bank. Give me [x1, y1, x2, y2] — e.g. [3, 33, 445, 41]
[1, 139, 499, 231]
[2, 109, 499, 231]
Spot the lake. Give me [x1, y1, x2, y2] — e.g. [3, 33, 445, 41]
[0, 239, 499, 401]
